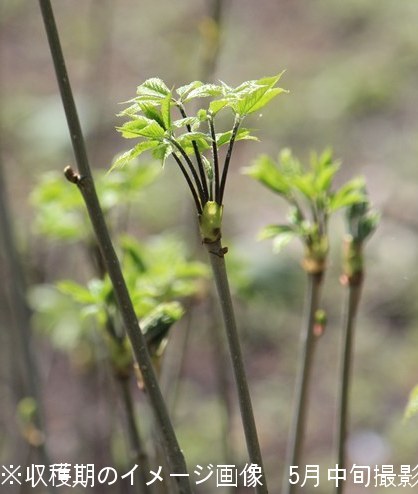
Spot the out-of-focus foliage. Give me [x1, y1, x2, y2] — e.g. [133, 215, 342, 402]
[31, 161, 160, 241]
[245, 149, 366, 265]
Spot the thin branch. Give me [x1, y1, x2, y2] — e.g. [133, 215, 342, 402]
[219, 115, 241, 204]
[177, 104, 209, 203]
[335, 280, 362, 494]
[172, 152, 203, 214]
[205, 239, 268, 494]
[208, 115, 219, 204]
[169, 137, 207, 207]
[282, 272, 323, 494]
[38, 2, 191, 492]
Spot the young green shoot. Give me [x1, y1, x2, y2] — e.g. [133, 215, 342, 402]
[335, 195, 378, 494]
[114, 74, 287, 492]
[245, 148, 366, 494]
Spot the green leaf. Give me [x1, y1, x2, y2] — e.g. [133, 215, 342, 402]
[209, 99, 229, 115]
[117, 117, 153, 138]
[292, 174, 316, 199]
[138, 120, 166, 139]
[120, 235, 147, 273]
[137, 77, 170, 99]
[405, 385, 418, 420]
[172, 116, 201, 130]
[138, 103, 165, 128]
[110, 141, 158, 170]
[57, 280, 97, 305]
[176, 81, 203, 100]
[185, 83, 224, 101]
[329, 177, 367, 212]
[258, 225, 297, 253]
[234, 73, 287, 116]
[175, 132, 211, 154]
[216, 128, 258, 148]
[244, 155, 291, 196]
[152, 142, 173, 166]
[258, 224, 296, 240]
[161, 93, 172, 130]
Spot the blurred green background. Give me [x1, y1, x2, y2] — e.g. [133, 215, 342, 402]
[1, 1, 418, 493]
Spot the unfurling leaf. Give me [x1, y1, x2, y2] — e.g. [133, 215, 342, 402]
[244, 155, 291, 196]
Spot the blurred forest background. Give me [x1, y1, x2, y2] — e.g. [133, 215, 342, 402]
[1, 1, 418, 493]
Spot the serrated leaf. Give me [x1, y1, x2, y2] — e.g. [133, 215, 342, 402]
[138, 103, 166, 129]
[110, 141, 158, 170]
[237, 87, 287, 116]
[404, 385, 418, 420]
[183, 83, 224, 102]
[172, 116, 200, 130]
[117, 117, 153, 138]
[234, 73, 287, 116]
[244, 155, 291, 196]
[216, 128, 258, 148]
[176, 132, 211, 154]
[139, 120, 166, 139]
[176, 81, 203, 100]
[137, 77, 170, 99]
[209, 99, 229, 115]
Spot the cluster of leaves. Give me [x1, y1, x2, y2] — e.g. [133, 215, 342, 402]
[244, 148, 367, 269]
[113, 75, 287, 213]
[30, 165, 208, 366]
[57, 234, 208, 325]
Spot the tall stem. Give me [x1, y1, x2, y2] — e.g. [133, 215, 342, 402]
[205, 239, 268, 494]
[282, 272, 322, 494]
[219, 115, 240, 204]
[119, 377, 150, 494]
[38, 2, 191, 492]
[335, 281, 362, 494]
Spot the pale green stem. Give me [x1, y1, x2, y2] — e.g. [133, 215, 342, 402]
[282, 272, 322, 494]
[205, 239, 268, 494]
[335, 281, 362, 494]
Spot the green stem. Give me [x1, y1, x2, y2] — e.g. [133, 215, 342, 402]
[282, 272, 323, 494]
[205, 239, 268, 494]
[38, 2, 191, 492]
[219, 115, 240, 204]
[169, 137, 207, 207]
[172, 152, 203, 214]
[177, 104, 209, 203]
[335, 281, 362, 494]
[208, 115, 219, 203]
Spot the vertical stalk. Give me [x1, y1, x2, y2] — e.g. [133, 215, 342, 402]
[282, 272, 323, 494]
[38, 2, 191, 492]
[335, 280, 362, 494]
[118, 376, 150, 494]
[205, 239, 268, 494]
